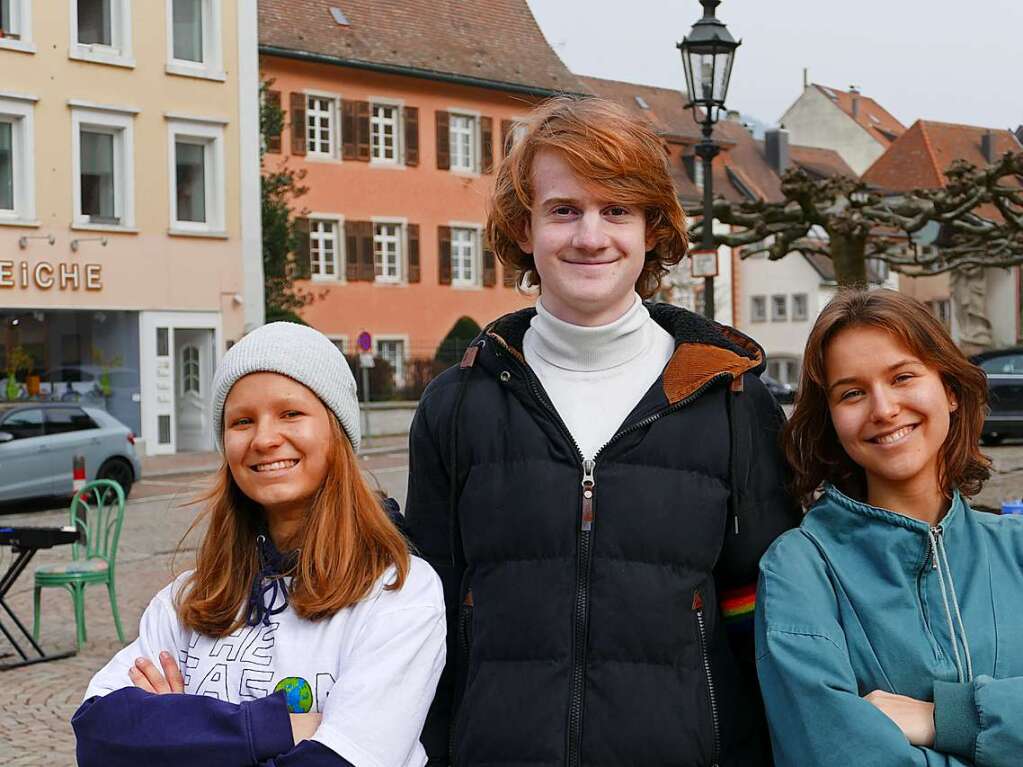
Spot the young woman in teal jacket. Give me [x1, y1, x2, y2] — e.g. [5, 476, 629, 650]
[756, 289, 1022, 766]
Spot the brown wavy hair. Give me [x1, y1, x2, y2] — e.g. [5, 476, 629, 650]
[175, 417, 409, 637]
[486, 96, 689, 298]
[785, 288, 991, 507]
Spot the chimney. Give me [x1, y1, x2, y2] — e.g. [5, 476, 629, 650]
[803, 67, 808, 89]
[765, 128, 790, 175]
[849, 85, 860, 119]
[981, 130, 995, 164]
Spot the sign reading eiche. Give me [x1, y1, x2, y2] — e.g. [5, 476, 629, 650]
[0, 260, 103, 291]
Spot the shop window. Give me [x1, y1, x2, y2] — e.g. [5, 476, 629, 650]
[168, 118, 225, 234]
[72, 106, 135, 229]
[373, 222, 403, 283]
[166, 0, 223, 79]
[71, 0, 133, 68]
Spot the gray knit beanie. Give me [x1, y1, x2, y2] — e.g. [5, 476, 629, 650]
[212, 322, 361, 452]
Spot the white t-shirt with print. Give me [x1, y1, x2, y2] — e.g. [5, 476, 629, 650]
[84, 556, 446, 767]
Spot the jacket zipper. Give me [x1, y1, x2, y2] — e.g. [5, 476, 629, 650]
[692, 590, 721, 767]
[490, 333, 731, 766]
[450, 589, 475, 763]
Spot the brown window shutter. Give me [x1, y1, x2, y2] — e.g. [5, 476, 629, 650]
[266, 90, 282, 153]
[341, 101, 357, 160]
[356, 101, 371, 162]
[500, 118, 514, 158]
[344, 221, 359, 281]
[289, 93, 306, 156]
[480, 116, 494, 174]
[436, 111, 450, 170]
[482, 248, 497, 287]
[502, 261, 517, 288]
[293, 217, 311, 275]
[403, 106, 419, 166]
[407, 224, 421, 283]
[437, 226, 452, 285]
[359, 222, 375, 282]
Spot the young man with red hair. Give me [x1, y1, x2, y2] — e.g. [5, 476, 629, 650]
[405, 97, 799, 766]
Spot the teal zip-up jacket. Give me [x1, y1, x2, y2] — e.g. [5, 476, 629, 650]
[756, 485, 1023, 766]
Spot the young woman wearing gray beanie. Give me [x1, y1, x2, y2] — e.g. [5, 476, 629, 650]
[72, 322, 446, 767]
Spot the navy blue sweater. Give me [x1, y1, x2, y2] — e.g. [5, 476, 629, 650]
[72, 688, 354, 766]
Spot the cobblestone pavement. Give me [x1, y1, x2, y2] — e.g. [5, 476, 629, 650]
[0, 443, 1020, 765]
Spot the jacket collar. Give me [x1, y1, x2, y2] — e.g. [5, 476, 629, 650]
[482, 301, 764, 405]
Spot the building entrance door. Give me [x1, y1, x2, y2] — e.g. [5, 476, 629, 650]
[174, 329, 214, 452]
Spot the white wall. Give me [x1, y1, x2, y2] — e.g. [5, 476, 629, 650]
[779, 87, 886, 176]
[987, 266, 1019, 348]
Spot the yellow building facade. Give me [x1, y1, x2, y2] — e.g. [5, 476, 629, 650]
[0, 0, 262, 454]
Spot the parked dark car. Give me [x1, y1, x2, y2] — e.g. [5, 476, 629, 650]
[972, 347, 1023, 445]
[761, 373, 796, 405]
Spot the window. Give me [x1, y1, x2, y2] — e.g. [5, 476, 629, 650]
[328, 336, 349, 354]
[449, 113, 477, 171]
[70, 0, 133, 67]
[72, 106, 135, 228]
[1, 408, 43, 439]
[45, 407, 97, 434]
[450, 227, 479, 286]
[306, 96, 336, 157]
[166, 0, 223, 79]
[181, 345, 199, 394]
[767, 358, 801, 387]
[693, 156, 704, 189]
[771, 294, 788, 322]
[928, 298, 951, 329]
[373, 222, 403, 282]
[310, 219, 341, 280]
[0, 95, 35, 223]
[377, 339, 406, 387]
[750, 295, 767, 323]
[167, 118, 225, 233]
[370, 103, 400, 163]
[0, 0, 34, 51]
[792, 293, 808, 321]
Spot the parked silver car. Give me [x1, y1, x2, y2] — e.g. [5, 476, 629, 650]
[0, 403, 142, 502]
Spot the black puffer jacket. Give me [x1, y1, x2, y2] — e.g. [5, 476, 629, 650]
[405, 303, 800, 767]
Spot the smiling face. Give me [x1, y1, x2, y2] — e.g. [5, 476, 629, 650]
[825, 325, 957, 504]
[518, 149, 653, 326]
[222, 372, 334, 522]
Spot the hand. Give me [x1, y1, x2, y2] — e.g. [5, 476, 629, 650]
[864, 690, 935, 746]
[128, 651, 185, 695]
[289, 712, 322, 743]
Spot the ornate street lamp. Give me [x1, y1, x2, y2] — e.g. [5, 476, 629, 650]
[678, 0, 740, 319]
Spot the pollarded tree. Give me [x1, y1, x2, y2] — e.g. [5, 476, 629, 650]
[688, 151, 1023, 287]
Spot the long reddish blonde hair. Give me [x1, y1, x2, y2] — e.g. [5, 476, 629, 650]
[175, 417, 409, 637]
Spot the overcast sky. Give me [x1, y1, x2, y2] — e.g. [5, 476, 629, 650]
[526, 0, 1023, 132]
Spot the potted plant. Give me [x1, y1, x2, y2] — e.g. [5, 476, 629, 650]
[91, 347, 123, 400]
[4, 346, 32, 401]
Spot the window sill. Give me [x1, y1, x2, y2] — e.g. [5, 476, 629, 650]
[451, 282, 482, 291]
[373, 278, 405, 287]
[71, 222, 138, 234]
[0, 38, 36, 54]
[69, 46, 135, 69]
[168, 227, 228, 239]
[449, 167, 480, 178]
[305, 154, 341, 164]
[165, 62, 227, 82]
[369, 160, 406, 170]
[311, 275, 345, 284]
[0, 218, 40, 228]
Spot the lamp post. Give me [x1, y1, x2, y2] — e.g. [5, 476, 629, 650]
[678, 0, 740, 319]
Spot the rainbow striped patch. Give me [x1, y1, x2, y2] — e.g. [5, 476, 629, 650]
[720, 583, 756, 625]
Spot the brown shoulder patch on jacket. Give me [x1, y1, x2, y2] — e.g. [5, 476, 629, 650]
[663, 343, 761, 404]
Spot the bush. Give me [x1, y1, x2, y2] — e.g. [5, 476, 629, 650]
[435, 317, 482, 368]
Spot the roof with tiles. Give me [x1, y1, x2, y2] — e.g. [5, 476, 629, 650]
[788, 144, 857, 179]
[258, 0, 589, 95]
[862, 120, 1023, 192]
[811, 84, 905, 146]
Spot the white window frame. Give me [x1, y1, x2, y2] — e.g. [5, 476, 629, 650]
[308, 213, 345, 282]
[305, 92, 338, 159]
[371, 217, 406, 284]
[449, 222, 482, 288]
[327, 335, 349, 355]
[0, 0, 35, 53]
[770, 294, 788, 322]
[369, 97, 403, 166]
[165, 0, 224, 81]
[448, 110, 479, 173]
[69, 0, 134, 68]
[71, 103, 136, 230]
[791, 292, 808, 322]
[750, 295, 767, 323]
[374, 335, 408, 388]
[0, 92, 36, 225]
[166, 116, 226, 235]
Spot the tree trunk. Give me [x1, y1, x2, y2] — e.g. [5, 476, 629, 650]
[829, 232, 868, 287]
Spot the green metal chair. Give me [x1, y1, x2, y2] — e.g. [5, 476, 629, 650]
[33, 479, 127, 648]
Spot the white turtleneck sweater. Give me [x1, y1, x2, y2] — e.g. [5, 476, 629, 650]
[522, 294, 676, 460]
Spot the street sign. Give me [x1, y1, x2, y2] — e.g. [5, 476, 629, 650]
[689, 249, 719, 278]
[357, 331, 372, 352]
[359, 352, 375, 369]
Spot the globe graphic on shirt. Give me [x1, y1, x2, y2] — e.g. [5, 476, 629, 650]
[274, 676, 313, 713]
